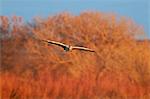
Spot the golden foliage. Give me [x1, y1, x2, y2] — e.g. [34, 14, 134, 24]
[0, 12, 150, 98]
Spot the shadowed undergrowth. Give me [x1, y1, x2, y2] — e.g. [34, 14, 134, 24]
[0, 12, 150, 99]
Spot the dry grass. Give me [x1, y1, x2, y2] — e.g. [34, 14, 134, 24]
[0, 12, 150, 99]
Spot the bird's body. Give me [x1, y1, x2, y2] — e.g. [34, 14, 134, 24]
[41, 39, 95, 52]
[64, 45, 70, 52]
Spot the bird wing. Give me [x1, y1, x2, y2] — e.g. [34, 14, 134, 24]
[42, 39, 68, 49]
[72, 46, 95, 52]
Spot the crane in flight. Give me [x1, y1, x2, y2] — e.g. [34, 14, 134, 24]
[41, 39, 95, 52]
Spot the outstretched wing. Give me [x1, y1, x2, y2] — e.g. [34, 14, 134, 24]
[42, 39, 68, 49]
[72, 46, 95, 52]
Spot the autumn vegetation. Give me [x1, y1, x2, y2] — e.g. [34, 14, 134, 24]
[0, 12, 150, 99]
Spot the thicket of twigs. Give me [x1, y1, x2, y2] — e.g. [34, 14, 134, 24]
[0, 12, 150, 99]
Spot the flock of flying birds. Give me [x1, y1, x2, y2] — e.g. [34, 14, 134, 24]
[39, 39, 95, 53]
